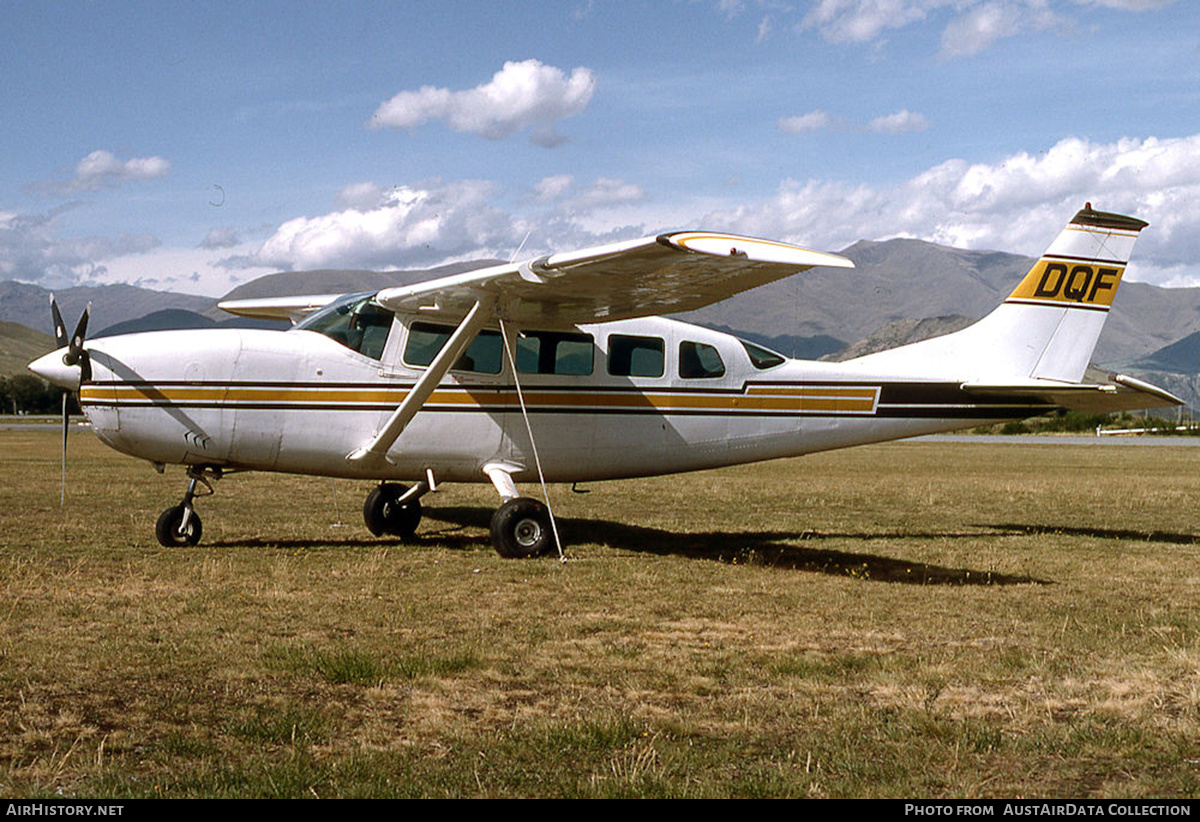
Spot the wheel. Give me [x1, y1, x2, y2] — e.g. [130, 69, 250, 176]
[155, 504, 202, 547]
[490, 497, 554, 558]
[363, 483, 422, 539]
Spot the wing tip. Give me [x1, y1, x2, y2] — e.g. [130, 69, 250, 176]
[658, 231, 854, 269]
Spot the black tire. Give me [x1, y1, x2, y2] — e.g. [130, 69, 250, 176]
[490, 497, 553, 558]
[155, 504, 202, 547]
[363, 483, 422, 539]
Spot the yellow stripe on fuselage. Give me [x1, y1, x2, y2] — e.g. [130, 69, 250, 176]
[80, 383, 881, 415]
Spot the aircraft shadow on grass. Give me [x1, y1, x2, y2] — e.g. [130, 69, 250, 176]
[983, 523, 1200, 546]
[416, 507, 1050, 587]
[208, 517, 1199, 587]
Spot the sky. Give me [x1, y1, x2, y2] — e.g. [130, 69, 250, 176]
[2, 0, 1198, 298]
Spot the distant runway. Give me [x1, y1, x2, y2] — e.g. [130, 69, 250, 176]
[0, 418, 83, 431]
[919, 434, 1200, 447]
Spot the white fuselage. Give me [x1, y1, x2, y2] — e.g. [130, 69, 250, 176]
[74, 313, 1046, 485]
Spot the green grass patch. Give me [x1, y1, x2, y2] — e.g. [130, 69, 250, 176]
[4, 431, 1200, 797]
[263, 642, 481, 685]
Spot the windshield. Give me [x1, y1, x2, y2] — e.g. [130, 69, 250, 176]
[740, 339, 786, 370]
[295, 292, 395, 360]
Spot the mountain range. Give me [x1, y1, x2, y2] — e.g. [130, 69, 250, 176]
[3, 238, 1197, 406]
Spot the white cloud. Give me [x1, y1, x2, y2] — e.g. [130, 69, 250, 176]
[369, 59, 596, 145]
[199, 226, 243, 250]
[779, 109, 928, 134]
[17, 127, 1200, 297]
[37, 150, 171, 194]
[238, 180, 515, 271]
[1080, 0, 1175, 9]
[533, 174, 576, 203]
[234, 134, 1200, 286]
[0, 205, 160, 288]
[779, 110, 834, 134]
[939, 1, 1025, 57]
[527, 175, 645, 215]
[93, 243, 276, 297]
[756, 15, 773, 42]
[718, 0, 747, 19]
[798, 0, 1173, 57]
[801, 0, 952, 44]
[867, 108, 930, 133]
[700, 133, 1200, 283]
[568, 178, 646, 211]
[336, 182, 387, 211]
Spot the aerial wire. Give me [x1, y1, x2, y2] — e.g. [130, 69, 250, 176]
[497, 315, 564, 561]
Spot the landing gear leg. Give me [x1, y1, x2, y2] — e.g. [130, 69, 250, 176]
[155, 467, 218, 548]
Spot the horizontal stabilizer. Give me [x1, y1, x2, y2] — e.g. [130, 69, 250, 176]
[962, 374, 1183, 414]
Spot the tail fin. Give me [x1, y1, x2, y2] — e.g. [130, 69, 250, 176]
[1000, 204, 1147, 382]
[850, 205, 1148, 383]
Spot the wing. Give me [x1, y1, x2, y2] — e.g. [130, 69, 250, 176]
[216, 294, 344, 324]
[373, 232, 854, 326]
[962, 373, 1184, 414]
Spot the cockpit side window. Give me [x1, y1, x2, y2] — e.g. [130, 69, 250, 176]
[295, 293, 395, 360]
[680, 341, 725, 379]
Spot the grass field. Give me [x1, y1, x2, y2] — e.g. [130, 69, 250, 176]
[2, 429, 1199, 798]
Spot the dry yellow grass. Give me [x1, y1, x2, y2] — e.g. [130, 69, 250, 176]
[2, 429, 1199, 797]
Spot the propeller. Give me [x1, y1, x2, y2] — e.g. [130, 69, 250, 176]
[47, 295, 91, 505]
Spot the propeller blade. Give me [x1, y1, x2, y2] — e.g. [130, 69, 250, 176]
[50, 294, 68, 349]
[64, 303, 90, 366]
[46, 298, 90, 506]
[61, 391, 68, 507]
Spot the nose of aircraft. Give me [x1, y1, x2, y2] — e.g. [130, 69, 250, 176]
[29, 347, 81, 390]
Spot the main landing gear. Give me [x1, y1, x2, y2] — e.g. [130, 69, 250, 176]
[155, 466, 219, 548]
[489, 496, 554, 559]
[481, 463, 558, 559]
[361, 472, 557, 559]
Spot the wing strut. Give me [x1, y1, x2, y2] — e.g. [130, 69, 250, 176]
[346, 298, 493, 465]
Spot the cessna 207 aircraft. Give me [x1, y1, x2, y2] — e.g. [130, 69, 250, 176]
[29, 204, 1182, 557]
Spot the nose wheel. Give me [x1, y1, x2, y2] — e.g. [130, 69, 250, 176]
[155, 467, 217, 548]
[156, 504, 203, 547]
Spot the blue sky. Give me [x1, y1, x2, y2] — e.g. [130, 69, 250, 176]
[2, 0, 1197, 297]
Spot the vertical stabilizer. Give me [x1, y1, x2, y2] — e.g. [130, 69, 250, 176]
[847, 205, 1148, 384]
[1001, 205, 1147, 382]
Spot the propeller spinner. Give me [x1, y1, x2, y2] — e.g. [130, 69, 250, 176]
[29, 296, 91, 390]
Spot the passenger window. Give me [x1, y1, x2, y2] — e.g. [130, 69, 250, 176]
[516, 330, 594, 375]
[404, 322, 503, 374]
[608, 334, 664, 378]
[680, 341, 725, 379]
[296, 293, 394, 361]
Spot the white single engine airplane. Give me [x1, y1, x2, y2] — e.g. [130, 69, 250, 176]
[29, 204, 1182, 557]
